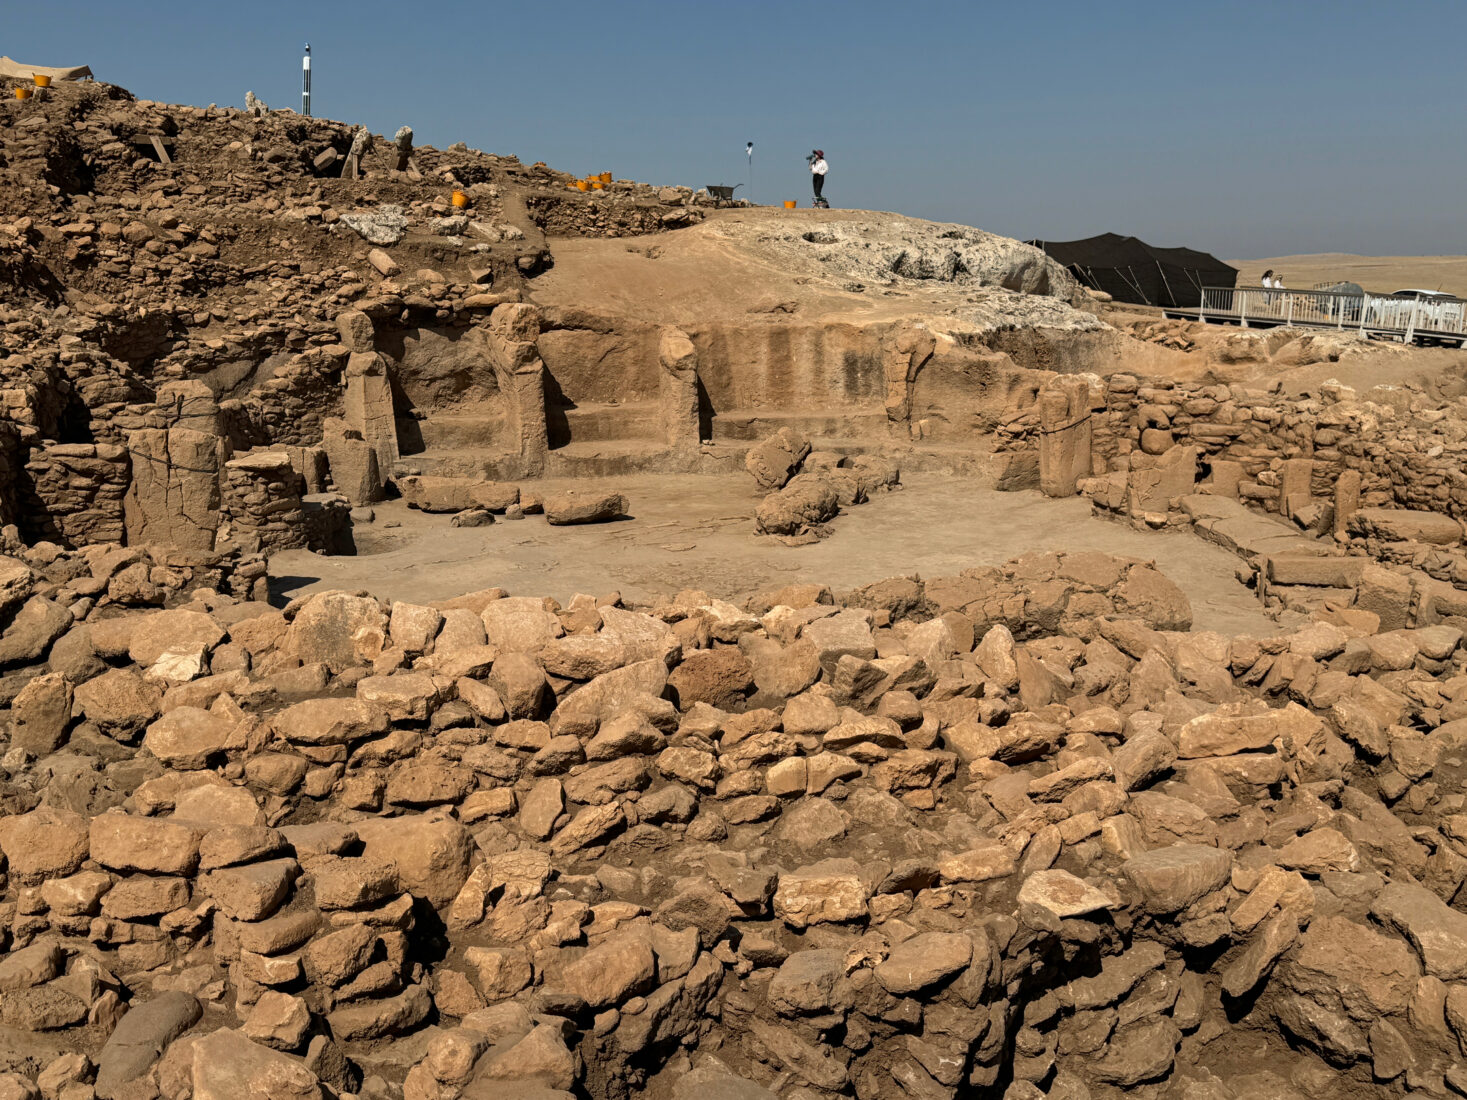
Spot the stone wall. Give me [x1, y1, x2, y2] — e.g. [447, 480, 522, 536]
[1088, 375, 1467, 522]
[221, 452, 307, 555]
[219, 345, 347, 450]
[22, 442, 129, 546]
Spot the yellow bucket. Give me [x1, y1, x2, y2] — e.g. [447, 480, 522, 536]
[31, 74, 51, 88]
[14, 87, 32, 100]
[451, 190, 469, 208]
[784, 200, 797, 209]
[599, 172, 612, 184]
[575, 180, 590, 192]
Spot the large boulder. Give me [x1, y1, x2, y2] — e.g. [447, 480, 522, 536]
[0, 806, 89, 882]
[745, 428, 811, 490]
[74, 668, 162, 738]
[187, 1028, 321, 1100]
[284, 592, 385, 672]
[0, 597, 72, 666]
[95, 993, 202, 1100]
[1121, 844, 1231, 914]
[353, 814, 475, 907]
[398, 475, 520, 514]
[543, 490, 629, 526]
[1349, 507, 1463, 546]
[756, 474, 839, 536]
[127, 609, 226, 667]
[10, 673, 73, 755]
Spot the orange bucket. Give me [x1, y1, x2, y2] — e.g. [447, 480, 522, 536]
[575, 180, 590, 192]
[590, 180, 605, 190]
[599, 172, 612, 184]
[783, 200, 797, 209]
[31, 74, 51, 88]
[14, 87, 32, 100]
[451, 190, 469, 208]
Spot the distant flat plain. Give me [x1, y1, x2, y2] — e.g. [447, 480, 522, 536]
[1231, 254, 1467, 297]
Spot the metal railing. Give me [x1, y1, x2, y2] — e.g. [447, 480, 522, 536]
[1195, 286, 1467, 343]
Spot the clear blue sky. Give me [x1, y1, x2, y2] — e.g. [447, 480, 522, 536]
[10, 0, 1465, 258]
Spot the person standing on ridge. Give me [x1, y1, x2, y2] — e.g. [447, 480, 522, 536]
[809, 149, 828, 207]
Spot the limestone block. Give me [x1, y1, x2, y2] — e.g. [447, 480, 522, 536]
[336, 309, 376, 353]
[123, 428, 223, 553]
[1334, 468, 1362, 536]
[1127, 446, 1197, 515]
[320, 419, 383, 505]
[156, 381, 221, 434]
[658, 327, 700, 456]
[343, 353, 398, 474]
[1038, 375, 1094, 499]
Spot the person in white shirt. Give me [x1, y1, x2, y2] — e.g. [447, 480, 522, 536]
[1261, 269, 1275, 289]
[809, 150, 828, 204]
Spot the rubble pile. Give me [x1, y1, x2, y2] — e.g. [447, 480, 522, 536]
[747, 428, 902, 542]
[1, 541, 1467, 1098]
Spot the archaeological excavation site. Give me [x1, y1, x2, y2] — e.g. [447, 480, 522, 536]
[8, 76, 1467, 1100]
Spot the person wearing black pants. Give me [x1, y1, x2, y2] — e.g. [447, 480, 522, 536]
[810, 150, 827, 204]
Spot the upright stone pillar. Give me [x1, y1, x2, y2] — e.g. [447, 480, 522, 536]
[343, 352, 399, 475]
[658, 327, 701, 466]
[320, 417, 384, 505]
[1279, 458, 1313, 520]
[485, 303, 548, 477]
[1038, 376, 1094, 498]
[882, 324, 936, 435]
[336, 308, 399, 477]
[123, 428, 223, 551]
[1334, 468, 1362, 536]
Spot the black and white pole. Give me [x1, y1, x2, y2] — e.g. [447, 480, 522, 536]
[746, 142, 753, 204]
[302, 43, 312, 117]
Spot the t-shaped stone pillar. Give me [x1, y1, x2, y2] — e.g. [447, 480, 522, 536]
[335, 309, 399, 476]
[484, 303, 548, 478]
[658, 327, 701, 466]
[155, 380, 222, 435]
[123, 427, 224, 552]
[882, 323, 935, 434]
[320, 416, 384, 505]
[1038, 375, 1095, 498]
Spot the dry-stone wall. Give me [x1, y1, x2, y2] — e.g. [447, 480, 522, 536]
[22, 442, 130, 546]
[0, 547, 1461, 1098]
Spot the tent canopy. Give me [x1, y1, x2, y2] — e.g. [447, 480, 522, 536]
[1027, 232, 1236, 309]
[0, 57, 93, 82]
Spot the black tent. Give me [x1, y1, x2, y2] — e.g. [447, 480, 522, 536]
[1026, 233, 1237, 309]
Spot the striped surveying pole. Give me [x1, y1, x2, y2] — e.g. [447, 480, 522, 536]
[302, 44, 312, 117]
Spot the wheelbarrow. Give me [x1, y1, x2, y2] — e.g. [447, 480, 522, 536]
[705, 183, 743, 208]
